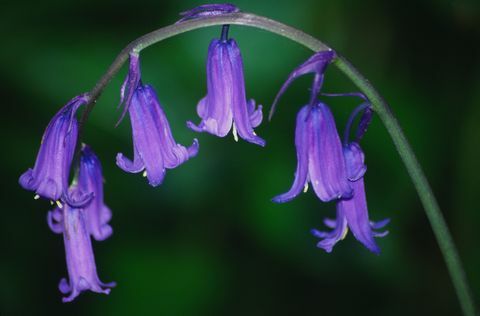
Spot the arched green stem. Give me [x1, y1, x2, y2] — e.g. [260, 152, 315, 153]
[79, 12, 476, 316]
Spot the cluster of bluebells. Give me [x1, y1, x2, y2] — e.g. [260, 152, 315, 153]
[270, 50, 389, 253]
[19, 3, 388, 302]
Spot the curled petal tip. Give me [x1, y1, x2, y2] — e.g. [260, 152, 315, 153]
[188, 138, 200, 157]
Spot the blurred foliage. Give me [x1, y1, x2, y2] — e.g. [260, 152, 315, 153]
[1, 0, 479, 315]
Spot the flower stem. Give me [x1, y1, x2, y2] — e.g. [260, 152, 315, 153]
[80, 12, 476, 315]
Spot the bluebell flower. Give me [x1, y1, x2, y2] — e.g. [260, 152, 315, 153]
[75, 144, 112, 241]
[311, 142, 389, 253]
[19, 94, 91, 205]
[272, 103, 352, 203]
[117, 84, 199, 187]
[271, 50, 352, 202]
[47, 198, 115, 302]
[312, 104, 389, 253]
[177, 3, 239, 23]
[187, 27, 265, 146]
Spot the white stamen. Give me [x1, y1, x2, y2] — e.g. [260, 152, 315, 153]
[56, 201, 63, 209]
[232, 123, 239, 142]
[341, 227, 349, 240]
[142, 171, 147, 177]
[50, 201, 54, 205]
[303, 182, 309, 193]
[34, 194, 40, 200]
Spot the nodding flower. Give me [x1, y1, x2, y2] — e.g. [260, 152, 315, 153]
[312, 104, 389, 254]
[187, 25, 265, 146]
[117, 84, 199, 187]
[76, 144, 113, 241]
[47, 198, 115, 302]
[19, 94, 91, 206]
[272, 103, 353, 203]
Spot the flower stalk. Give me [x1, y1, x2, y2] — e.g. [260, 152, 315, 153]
[77, 11, 476, 316]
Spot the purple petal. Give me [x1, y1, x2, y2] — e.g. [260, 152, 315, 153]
[188, 39, 264, 146]
[227, 39, 265, 146]
[116, 145, 145, 173]
[19, 94, 88, 201]
[187, 40, 233, 137]
[356, 106, 373, 141]
[312, 208, 348, 253]
[371, 218, 390, 229]
[308, 103, 352, 202]
[59, 201, 115, 303]
[118, 84, 197, 187]
[272, 105, 310, 203]
[77, 145, 113, 241]
[343, 142, 367, 181]
[247, 99, 263, 128]
[340, 179, 381, 254]
[323, 218, 337, 229]
[47, 207, 64, 234]
[148, 89, 199, 168]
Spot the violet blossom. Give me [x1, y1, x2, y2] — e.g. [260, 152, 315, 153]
[47, 193, 115, 302]
[272, 103, 352, 203]
[187, 26, 265, 146]
[117, 84, 199, 187]
[271, 50, 352, 202]
[19, 94, 90, 205]
[77, 144, 113, 241]
[312, 104, 389, 253]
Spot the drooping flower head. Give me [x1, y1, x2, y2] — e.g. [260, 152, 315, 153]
[47, 192, 115, 302]
[312, 104, 389, 254]
[19, 94, 91, 205]
[187, 26, 265, 146]
[177, 3, 239, 23]
[76, 144, 112, 241]
[272, 103, 352, 203]
[117, 84, 199, 187]
[118, 52, 141, 124]
[271, 50, 352, 202]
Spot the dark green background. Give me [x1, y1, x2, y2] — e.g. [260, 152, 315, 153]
[1, 0, 479, 315]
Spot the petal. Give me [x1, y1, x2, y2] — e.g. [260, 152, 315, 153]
[59, 204, 115, 303]
[120, 86, 166, 186]
[47, 208, 64, 234]
[308, 103, 352, 202]
[341, 179, 381, 254]
[187, 139, 200, 158]
[146, 87, 198, 169]
[371, 218, 390, 230]
[355, 106, 373, 141]
[18, 169, 35, 190]
[19, 95, 87, 201]
[343, 142, 367, 181]
[312, 208, 348, 253]
[115, 151, 144, 173]
[227, 39, 265, 146]
[272, 106, 310, 203]
[247, 99, 263, 128]
[188, 39, 233, 137]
